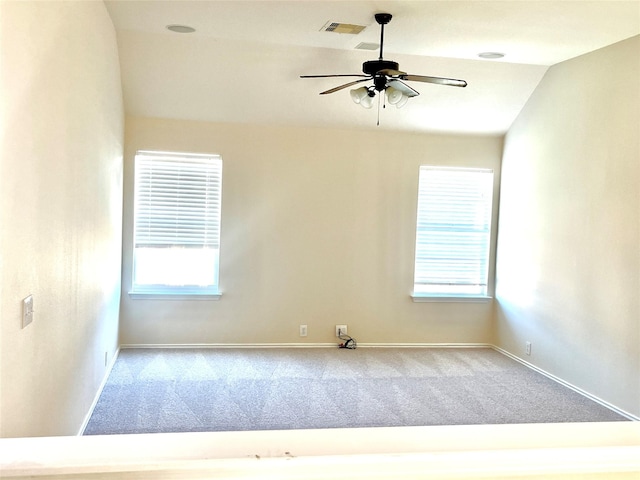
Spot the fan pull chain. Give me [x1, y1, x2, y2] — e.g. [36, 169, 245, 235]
[377, 93, 381, 126]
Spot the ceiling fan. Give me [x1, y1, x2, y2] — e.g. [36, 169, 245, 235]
[301, 13, 467, 110]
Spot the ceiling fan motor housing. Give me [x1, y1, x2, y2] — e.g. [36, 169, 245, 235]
[373, 75, 388, 92]
[363, 60, 399, 76]
[374, 13, 392, 25]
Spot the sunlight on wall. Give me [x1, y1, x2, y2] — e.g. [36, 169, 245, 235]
[495, 133, 542, 308]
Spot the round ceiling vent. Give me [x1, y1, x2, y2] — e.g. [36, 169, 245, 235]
[166, 25, 196, 34]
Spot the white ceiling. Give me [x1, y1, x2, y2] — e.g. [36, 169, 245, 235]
[105, 0, 640, 135]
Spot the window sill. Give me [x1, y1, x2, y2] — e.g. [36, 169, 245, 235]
[410, 293, 493, 303]
[128, 290, 222, 300]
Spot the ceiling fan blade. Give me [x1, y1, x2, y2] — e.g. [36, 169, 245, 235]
[300, 74, 369, 79]
[319, 77, 372, 95]
[400, 74, 467, 88]
[377, 68, 407, 77]
[387, 79, 419, 97]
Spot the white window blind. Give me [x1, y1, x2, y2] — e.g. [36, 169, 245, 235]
[413, 166, 493, 297]
[132, 151, 223, 295]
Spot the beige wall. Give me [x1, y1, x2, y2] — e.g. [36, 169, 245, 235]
[0, 1, 124, 437]
[4, 1, 634, 442]
[120, 117, 502, 346]
[495, 36, 640, 417]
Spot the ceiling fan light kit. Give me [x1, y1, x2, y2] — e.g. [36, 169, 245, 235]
[301, 13, 467, 120]
[350, 87, 367, 103]
[386, 86, 409, 108]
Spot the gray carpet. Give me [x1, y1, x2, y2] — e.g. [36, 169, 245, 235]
[83, 347, 627, 435]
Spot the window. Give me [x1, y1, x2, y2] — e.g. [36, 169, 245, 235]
[412, 166, 493, 300]
[131, 151, 223, 297]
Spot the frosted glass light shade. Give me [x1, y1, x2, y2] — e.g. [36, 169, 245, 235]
[387, 87, 403, 105]
[360, 93, 375, 109]
[396, 93, 409, 108]
[350, 87, 368, 104]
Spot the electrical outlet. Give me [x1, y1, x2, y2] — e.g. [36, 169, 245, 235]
[525, 341, 531, 356]
[299, 325, 308, 337]
[336, 325, 347, 337]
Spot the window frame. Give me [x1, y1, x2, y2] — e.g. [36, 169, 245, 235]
[129, 150, 223, 300]
[411, 166, 494, 303]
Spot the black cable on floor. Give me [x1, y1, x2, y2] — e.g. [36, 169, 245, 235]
[338, 333, 357, 349]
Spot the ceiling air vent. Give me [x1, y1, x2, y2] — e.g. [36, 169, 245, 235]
[321, 21, 366, 34]
[355, 42, 379, 51]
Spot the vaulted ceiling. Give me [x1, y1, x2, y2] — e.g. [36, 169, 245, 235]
[105, 0, 640, 135]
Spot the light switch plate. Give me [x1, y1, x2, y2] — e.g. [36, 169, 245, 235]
[22, 295, 34, 328]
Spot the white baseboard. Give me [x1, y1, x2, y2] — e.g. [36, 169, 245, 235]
[121, 343, 338, 349]
[359, 343, 493, 348]
[120, 342, 494, 350]
[77, 347, 121, 436]
[492, 346, 639, 422]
